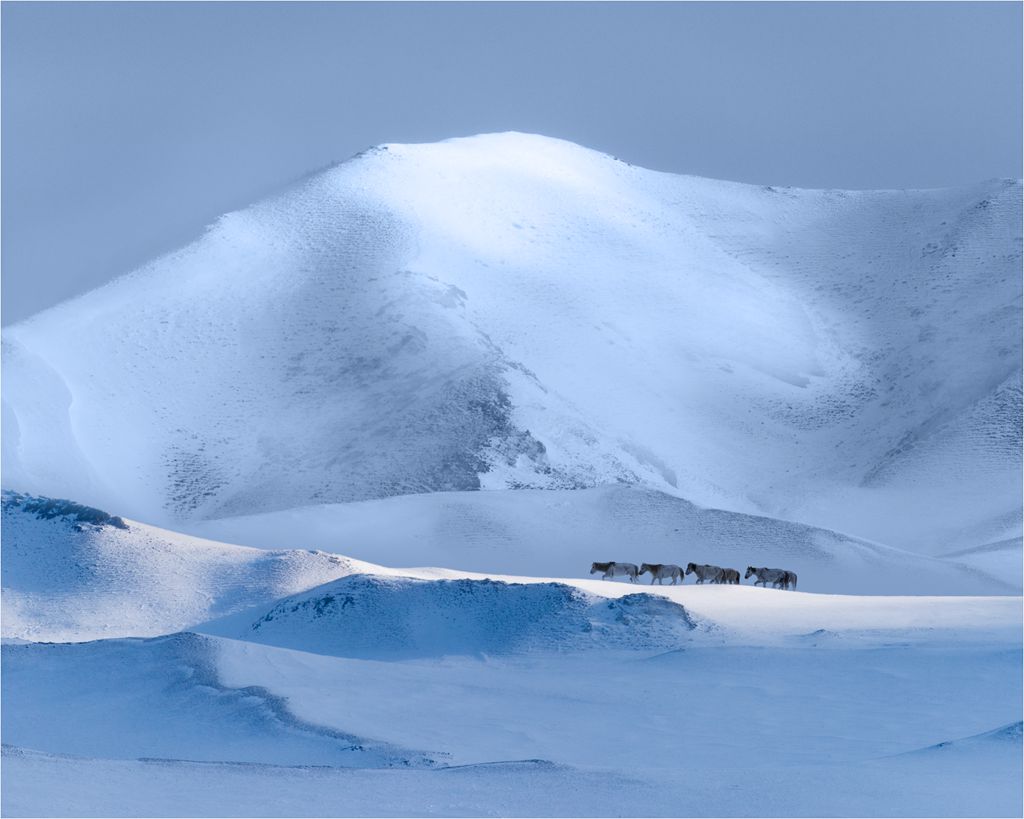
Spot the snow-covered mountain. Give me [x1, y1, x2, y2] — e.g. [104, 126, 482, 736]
[3, 133, 1020, 556]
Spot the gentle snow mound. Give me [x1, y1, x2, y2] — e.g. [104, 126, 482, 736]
[1, 492, 356, 642]
[228, 575, 699, 658]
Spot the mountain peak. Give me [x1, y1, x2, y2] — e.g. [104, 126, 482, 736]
[3, 134, 1019, 556]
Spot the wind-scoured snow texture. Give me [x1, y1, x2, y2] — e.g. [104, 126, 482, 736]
[4, 741, 1022, 818]
[10, 637, 1016, 817]
[3, 133, 1020, 554]
[1, 633, 435, 768]
[1, 491, 356, 642]
[215, 575, 697, 658]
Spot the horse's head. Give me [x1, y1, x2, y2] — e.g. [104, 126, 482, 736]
[685, 563, 696, 574]
[590, 563, 599, 574]
[744, 566, 756, 579]
[639, 563, 651, 574]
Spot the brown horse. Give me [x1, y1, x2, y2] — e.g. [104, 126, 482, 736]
[718, 568, 741, 585]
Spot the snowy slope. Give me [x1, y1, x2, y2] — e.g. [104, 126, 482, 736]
[5, 737, 1022, 819]
[1, 491, 356, 641]
[1, 633, 434, 768]
[3, 489, 1015, 647]
[187, 485, 1020, 595]
[3, 492, 1020, 816]
[3, 133, 1019, 555]
[207, 575, 700, 658]
[5, 631, 1020, 817]
[202, 573, 1021, 659]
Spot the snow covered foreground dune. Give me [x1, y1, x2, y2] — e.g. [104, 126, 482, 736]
[2, 490, 1018, 644]
[3, 133, 1021, 556]
[2, 492, 1021, 816]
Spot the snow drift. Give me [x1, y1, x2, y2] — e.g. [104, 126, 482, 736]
[2, 133, 1019, 556]
[1, 633, 435, 767]
[3, 489, 1015, 649]
[1, 490, 356, 641]
[210, 575, 699, 658]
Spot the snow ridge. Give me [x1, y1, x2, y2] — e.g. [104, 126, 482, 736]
[230, 575, 699, 658]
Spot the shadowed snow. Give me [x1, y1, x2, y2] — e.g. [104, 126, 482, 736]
[0, 633, 437, 768]
[221, 575, 698, 658]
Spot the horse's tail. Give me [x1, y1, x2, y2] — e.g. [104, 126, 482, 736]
[790, 573, 797, 590]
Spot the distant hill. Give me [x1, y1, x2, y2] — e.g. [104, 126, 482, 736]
[3, 133, 1019, 555]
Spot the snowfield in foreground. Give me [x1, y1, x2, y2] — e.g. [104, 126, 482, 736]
[2, 491, 1021, 816]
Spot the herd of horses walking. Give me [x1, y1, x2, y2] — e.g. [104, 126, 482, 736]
[590, 561, 798, 590]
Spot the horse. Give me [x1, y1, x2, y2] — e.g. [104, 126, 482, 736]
[685, 562, 725, 584]
[590, 561, 639, 582]
[718, 568, 741, 585]
[744, 566, 792, 589]
[639, 563, 684, 585]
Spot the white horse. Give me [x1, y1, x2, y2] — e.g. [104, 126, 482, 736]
[590, 561, 639, 582]
[685, 562, 725, 584]
[639, 563, 684, 585]
[744, 566, 793, 589]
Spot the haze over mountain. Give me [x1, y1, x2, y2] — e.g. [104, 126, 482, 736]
[3, 133, 1020, 557]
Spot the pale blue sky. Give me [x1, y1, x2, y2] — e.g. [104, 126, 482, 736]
[3, 1, 1021, 324]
